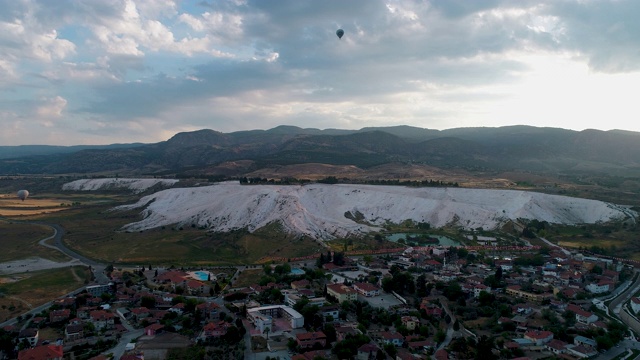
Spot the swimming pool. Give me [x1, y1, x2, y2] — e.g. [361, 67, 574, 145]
[290, 268, 305, 275]
[193, 271, 211, 281]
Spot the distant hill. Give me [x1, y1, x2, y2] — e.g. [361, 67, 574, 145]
[1, 125, 640, 182]
[0, 143, 146, 160]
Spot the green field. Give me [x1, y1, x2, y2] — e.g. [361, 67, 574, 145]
[0, 221, 70, 262]
[35, 200, 324, 266]
[0, 266, 90, 321]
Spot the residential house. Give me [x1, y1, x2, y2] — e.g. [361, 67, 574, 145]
[145, 323, 164, 336]
[567, 345, 598, 358]
[296, 331, 327, 349]
[196, 302, 220, 321]
[506, 285, 552, 302]
[546, 339, 568, 354]
[408, 339, 435, 353]
[567, 304, 598, 324]
[18, 328, 39, 347]
[77, 307, 92, 320]
[320, 305, 340, 322]
[291, 279, 310, 289]
[424, 306, 443, 317]
[130, 307, 151, 322]
[434, 349, 449, 360]
[49, 309, 71, 323]
[586, 280, 614, 294]
[18, 345, 63, 360]
[601, 269, 619, 281]
[357, 343, 380, 360]
[573, 335, 597, 348]
[326, 283, 358, 303]
[353, 282, 380, 297]
[169, 303, 185, 315]
[401, 316, 420, 331]
[199, 321, 229, 340]
[65, 324, 84, 342]
[335, 325, 359, 342]
[185, 279, 209, 295]
[89, 310, 115, 331]
[524, 330, 553, 346]
[473, 284, 491, 298]
[379, 332, 404, 347]
[53, 297, 76, 308]
[495, 260, 513, 271]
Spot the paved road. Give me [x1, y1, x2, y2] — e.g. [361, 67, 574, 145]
[0, 219, 109, 326]
[0, 217, 109, 284]
[610, 270, 640, 317]
[437, 297, 456, 350]
[105, 329, 145, 359]
[593, 339, 640, 360]
[538, 237, 571, 255]
[35, 222, 110, 284]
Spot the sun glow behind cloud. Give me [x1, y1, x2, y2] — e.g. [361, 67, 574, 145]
[483, 52, 640, 130]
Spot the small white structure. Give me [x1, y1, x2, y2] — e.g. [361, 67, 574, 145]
[631, 297, 640, 314]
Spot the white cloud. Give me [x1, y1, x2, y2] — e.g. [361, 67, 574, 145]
[178, 13, 205, 32]
[2, 0, 640, 145]
[0, 17, 75, 65]
[36, 96, 68, 123]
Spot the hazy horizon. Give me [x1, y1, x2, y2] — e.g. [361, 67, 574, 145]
[3, 123, 638, 148]
[2, 0, 640, 146]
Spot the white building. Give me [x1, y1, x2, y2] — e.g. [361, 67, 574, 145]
[247, 305, 304, 330]
[585, 280, 612, 294]
[252, 313, 272, 334]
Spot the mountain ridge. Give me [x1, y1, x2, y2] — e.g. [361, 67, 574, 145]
[1, 125, 640, 181]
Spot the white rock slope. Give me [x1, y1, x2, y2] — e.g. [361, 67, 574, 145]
[115, 183, 632, 240]
[63, 178, 179, 194]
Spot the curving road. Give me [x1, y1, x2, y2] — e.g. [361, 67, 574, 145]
[0, 216, 110, 284]
[33, 222, 109, 284]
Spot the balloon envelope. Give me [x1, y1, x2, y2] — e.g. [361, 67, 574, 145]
[336, 29, 344, 39]
[17, 190, 29, 201]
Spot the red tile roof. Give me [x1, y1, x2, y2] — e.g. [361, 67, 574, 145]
[18, 345, 63, 360]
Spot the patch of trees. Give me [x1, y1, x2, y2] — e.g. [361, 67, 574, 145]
[223, 292, 248, 302]
[317, 176, 339, 184]
[521, 219, 548, 238]
[513, 254, 544, 267]
[363, 179, 459, 187]
[238, 177, 312, 185]
[316, 251, 345, 267]
[166, 345, 206, 360]
[331, 334, 371, 359]
[0, 329, 14, 358]
[381, 269, 415, 295]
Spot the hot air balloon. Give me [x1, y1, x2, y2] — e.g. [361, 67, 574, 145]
[336, 29, 344, 39]
[17, 190, 29, 201]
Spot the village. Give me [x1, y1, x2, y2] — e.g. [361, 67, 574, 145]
[2, 237, 640, 360]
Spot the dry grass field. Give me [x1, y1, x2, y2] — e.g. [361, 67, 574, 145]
[0, 195, 72, 216]
[233, 268, 266, 289]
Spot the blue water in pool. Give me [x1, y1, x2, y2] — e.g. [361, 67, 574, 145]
[290, 268, 305, 275]
[194, 271, 210, 281]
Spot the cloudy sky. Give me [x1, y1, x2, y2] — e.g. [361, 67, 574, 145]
[1, 0, 639, 145]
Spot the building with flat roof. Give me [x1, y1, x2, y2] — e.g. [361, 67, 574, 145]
[247, 305, 304, 329]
